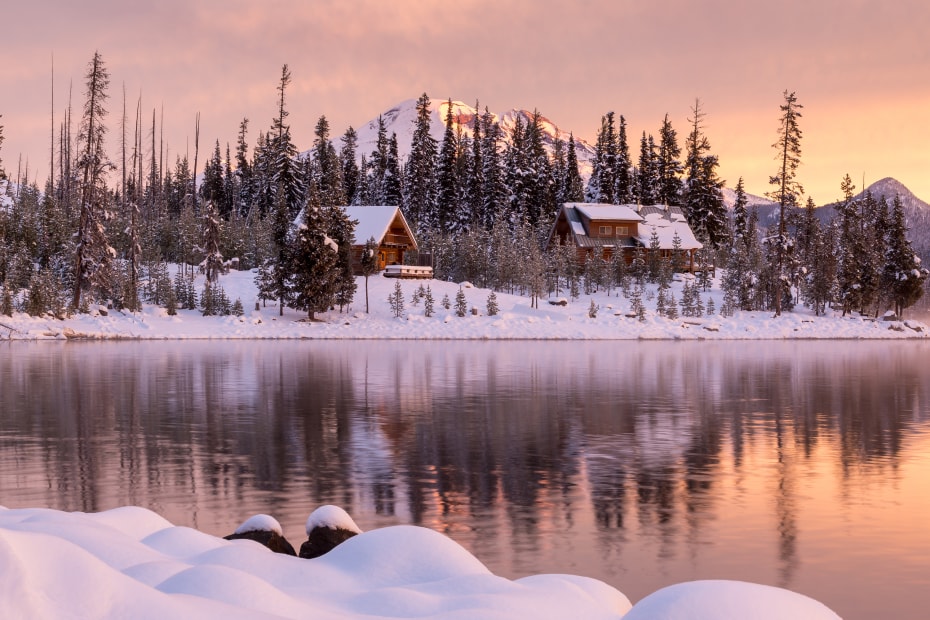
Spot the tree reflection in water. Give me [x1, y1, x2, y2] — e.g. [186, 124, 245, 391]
[1, 340, 928, 619]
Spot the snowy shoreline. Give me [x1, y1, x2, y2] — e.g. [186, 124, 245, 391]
[0, 505, 842, 619]
[1, 268, 927, 342]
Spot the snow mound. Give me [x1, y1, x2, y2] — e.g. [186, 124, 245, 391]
[0, 506, 633, 619]
[622, 580, 841, 620]
[305, 504, 362, 535]
[232, 514, 283, 536]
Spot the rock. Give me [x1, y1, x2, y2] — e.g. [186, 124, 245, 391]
[299, 505, 363, 559]
[224, 514, 296, 556]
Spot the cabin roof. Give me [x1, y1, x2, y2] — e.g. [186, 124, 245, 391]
[343, 206, 411, 246]
[637, 217, 702, 250]
[571, 202, 641, 222]
[549, 203, 702, 251]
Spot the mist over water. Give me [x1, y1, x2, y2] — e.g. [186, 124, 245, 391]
[1, 340, 929, 619]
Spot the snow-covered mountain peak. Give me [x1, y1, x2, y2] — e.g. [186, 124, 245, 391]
[351, 97, 594, 175]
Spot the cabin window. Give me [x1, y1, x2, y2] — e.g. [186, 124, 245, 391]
[599, 225, 612, 236]
[616, 226, 629, 236]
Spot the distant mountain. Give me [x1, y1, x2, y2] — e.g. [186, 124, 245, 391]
[348, 98, 596, 177]
[721, 186, 780, 223]
[853, 177, 929, 212]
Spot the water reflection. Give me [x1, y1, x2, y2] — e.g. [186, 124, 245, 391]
[1, 340, 929, 619]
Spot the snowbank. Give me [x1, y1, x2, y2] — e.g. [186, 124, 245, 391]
[1, 267, 926, 341]
[0, 505, 631, 619]
[0, 506, 844, 619]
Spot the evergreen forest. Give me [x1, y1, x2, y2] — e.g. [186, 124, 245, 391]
[0, 56, 925, 321]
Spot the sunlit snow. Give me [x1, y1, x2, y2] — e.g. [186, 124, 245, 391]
[0, 505, 843, 619]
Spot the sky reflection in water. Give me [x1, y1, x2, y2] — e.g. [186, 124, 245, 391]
[1, 340, 928, 619]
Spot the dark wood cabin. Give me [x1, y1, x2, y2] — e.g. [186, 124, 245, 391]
[344, 206, 419, 274]
[546, 203, 702, 271]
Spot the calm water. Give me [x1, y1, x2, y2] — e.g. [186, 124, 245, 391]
[1, 340, 929, 619]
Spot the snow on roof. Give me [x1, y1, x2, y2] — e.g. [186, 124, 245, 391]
[637, 218, 702, 250]
[571, 203, 641, 222]
[305, 505, 363, 535]
[233, 514, 283, 536]
[343, 205, 416, 248]
[563, 204, 587, 237]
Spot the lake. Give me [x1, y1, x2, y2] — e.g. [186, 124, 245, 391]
[1, 340, 928, 619]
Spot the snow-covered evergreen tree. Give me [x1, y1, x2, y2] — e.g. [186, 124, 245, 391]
[72, 51, 117, 311]
[436, 99, 460, 235]
[765, 91, 804, 316]
[388, 280, 404, 318]
[480, 108, 507, 230]
[267, 65, 306, 220]
[563, 134, 585, 203]
[404, 93, 438, 232]
[586, 113, 617, 204]
[455, 286, 468, 317]
[683, 101, 728, 250]
[486, 290, 499, 316]
[340, 126, 360, 206]
[198, 200, 224, 283]
[636, 132, 658, 206]
[290, 188, 340, 320]
[614, 115, 633, 204]
[656, 114, 683, 207]
[882, 194, 927, 317]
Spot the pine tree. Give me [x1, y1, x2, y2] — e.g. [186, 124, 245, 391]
[436, 99, 460, 235]
[882, 194, 928, 318]
[424, 285, 435, 317]
[72, 51, 116, 311]
[656, 114, 683, 206]
[1, 283, 13, 317]
[481, 108, 507, 229]
[234, 118, 253, 218]
[404, 93, 438, 232]
[683, 100, 728, 250]
[486, 290, 499, 316]
[388, 280, 404, 318]
[466, 102, 485, 227]
[563, 134, 585, 203]
[636, 132, 658, 205]
[311, 115, 345, 208]
[586, 113, 617, 204]
[455, 286, 468, 317]
[270, 181, 293, 315]
[199, 200, 224, 283]
[614, 115, 633, 204]
[383, 133, 403, 206]
[340, 126, 360, 206]
[835, 174, 863, 315]
[290, 189, 340, 320]
[766, 91, 804, 316]
[268, 64, 306, 219]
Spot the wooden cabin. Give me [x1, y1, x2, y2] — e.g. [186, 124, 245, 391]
[343, 206, 421, 275]
[546, 202, 702, 271]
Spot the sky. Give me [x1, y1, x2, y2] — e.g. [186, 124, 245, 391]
[2, 0, 928, 203]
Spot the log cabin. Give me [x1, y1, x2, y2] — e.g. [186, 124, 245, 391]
[343, 206, 420, 275]
[546, 202, 703, 272]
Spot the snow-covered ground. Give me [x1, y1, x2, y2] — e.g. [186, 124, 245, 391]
[0, 505, 841, 619]
[0, 267, 926, 340]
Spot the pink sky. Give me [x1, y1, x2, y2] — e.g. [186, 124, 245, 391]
[2, 0, 928, 203]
